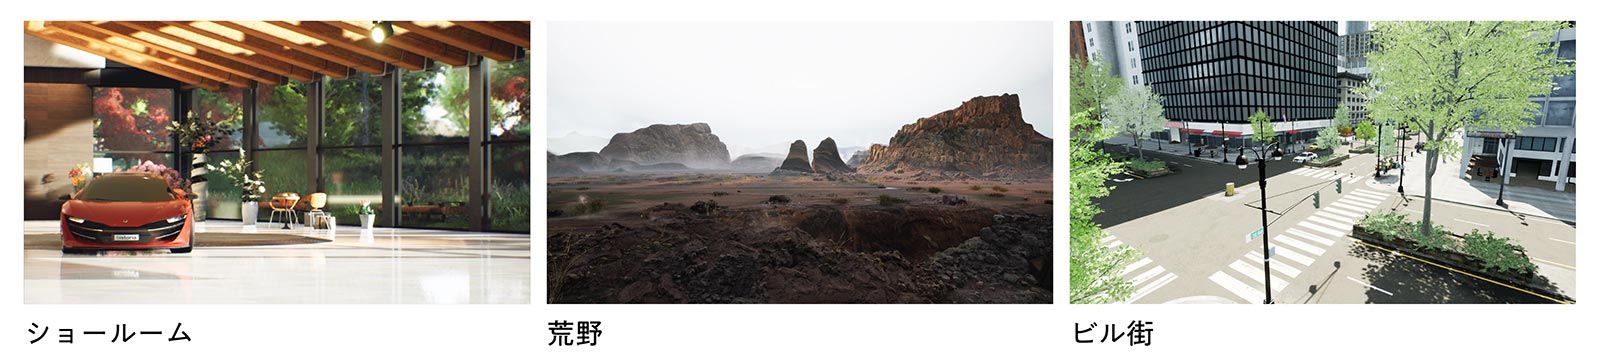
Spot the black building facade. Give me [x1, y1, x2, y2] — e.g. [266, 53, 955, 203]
[1136, 21, 1338, 145]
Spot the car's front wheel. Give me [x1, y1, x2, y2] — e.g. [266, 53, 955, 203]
[170, 245, 193, 254]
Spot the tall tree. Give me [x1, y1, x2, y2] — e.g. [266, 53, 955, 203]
[1104, 82, 1168, 160]
[1354, 121, 1377, 148]
[1333, 104, 1352, 138]
[1248, 109, 1276, 147]
[1069, 56, 1123, 119]
[1068, 109, 1139, 304]
[1365, 21, 1573, 239]
[1316, 126, 1342, 152]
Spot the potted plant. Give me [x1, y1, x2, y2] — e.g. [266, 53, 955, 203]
[169, 111, 239, 221]
[357, 201, 377, 229]
[67, 163, 92, 195]
[215, 146, 266, 225]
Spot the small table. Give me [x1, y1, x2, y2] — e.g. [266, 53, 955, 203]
[305, 211, 333, 229]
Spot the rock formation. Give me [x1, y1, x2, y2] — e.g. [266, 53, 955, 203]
[599, 123, 730, 169]
[550, 151, 609, 172]
[731, 153, 784, 171]
[770, 140, 813, 175]
[810, 137, 855, 175]
[846, 150, 867, 168]
[547, 152, 584, 177]
[856, 94, 1052, 179]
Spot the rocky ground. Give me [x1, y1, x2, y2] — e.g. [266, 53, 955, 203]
[547, 174, 1051, 304]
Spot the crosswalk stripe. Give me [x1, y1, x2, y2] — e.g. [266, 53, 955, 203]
[1209, 271, 1264, 303]
[1228, 260, 1290, 292]
[1275, 234, 1327, 256]
[1298, 221, 1345, 238]
[1291, 169, 1312, 175]
[1322, 206, 1365, 219]
[1273, 246, 1316, 266]
[1344, 194, 1385, 205]
[1311, 170, 1335, 179]
[1286, 228, 1337, 246]
[1106, 240, 1124, 248]
[1307, 215, 1352, 231]
[1249, 251, 1302, 277]
[1312, 212, 1355, 226]
[1352, 189, 1388, 199]
[1347, 176, 1364, 183]
[1334, 199, 1378, 211]
[1100, 235, 1116, 244]
[1130, 265, 1166, 287]
[1123, 258, 1153, 276]
[1330, 201, 1373, 213]
[1127, 273, 1178, 304]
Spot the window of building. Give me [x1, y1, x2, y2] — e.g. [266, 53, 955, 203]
[1545, 101, 1575, 126]
[1517, 136, 1559, 152]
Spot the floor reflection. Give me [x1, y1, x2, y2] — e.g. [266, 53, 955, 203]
[23, 220, 530, 304]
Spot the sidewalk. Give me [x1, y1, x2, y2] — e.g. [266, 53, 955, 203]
[1389, 150, 1576, 224]
[1101, 136, 1231, 165]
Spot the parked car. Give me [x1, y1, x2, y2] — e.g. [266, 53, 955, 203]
[59, 173, 195, 254]
[1307, 143, 1321, 151]
[1293, 151, 1318, 163]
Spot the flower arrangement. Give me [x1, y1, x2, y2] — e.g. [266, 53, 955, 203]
[168, 110, 238, 153]
[215, 146, 267, 202]
[68, 163, 93, 191]
[357, 200, 376, 215]
[121, 161, 189, 192]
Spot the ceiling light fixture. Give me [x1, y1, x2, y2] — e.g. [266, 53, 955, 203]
[370, 21, 394, 43]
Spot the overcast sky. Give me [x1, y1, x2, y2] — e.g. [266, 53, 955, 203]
[548, 22, 1052, 156]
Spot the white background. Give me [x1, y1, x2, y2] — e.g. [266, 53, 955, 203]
[3, 1, 1591, 353]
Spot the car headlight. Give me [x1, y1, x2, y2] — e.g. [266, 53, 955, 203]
[166, 215, 187, 223]
[67, 216, 85, 224]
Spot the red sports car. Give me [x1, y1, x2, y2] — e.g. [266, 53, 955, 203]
[60, 173, 196, 254]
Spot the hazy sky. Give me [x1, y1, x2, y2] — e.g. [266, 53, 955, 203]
[548, 22, 1052, 156]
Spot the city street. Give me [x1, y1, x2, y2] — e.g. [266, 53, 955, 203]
[1099, 140, 1575, 304]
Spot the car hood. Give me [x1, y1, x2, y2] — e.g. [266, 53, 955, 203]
[62, 199, 189, 227]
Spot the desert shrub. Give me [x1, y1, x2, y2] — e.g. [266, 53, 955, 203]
[830, 198, 850, 205]
[767, 195, 792, 204]
[992, 186, 1009, 192]
[712, 191, 730, 196]
[928, 187, 943, 194]
[875, 184, 887, 189]
[568, 197, 606, 215]
[986, 193, 1005, 198]
[877, 195, 906, 206]
[908, 187, 926, 192]
[969, 185, 982, 191]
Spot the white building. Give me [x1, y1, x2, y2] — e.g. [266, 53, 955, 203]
[1458, 25, 1577, 191]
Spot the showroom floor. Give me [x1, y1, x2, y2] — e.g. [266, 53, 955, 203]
[22, 220, 530, 304]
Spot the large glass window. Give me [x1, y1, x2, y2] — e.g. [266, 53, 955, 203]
[93, 87, 175, 170]
[325, 73, 383, 147]
[1545, 101, 1575, 126]
[323, 73, 384, 224]
[192, 87, 246, 219]
[400, 64, 471, 229]
[488, 56, 530, 232]
[257, 80, 309, 149]
[323, 147, 382, 224]
[255, 149, 307, 199]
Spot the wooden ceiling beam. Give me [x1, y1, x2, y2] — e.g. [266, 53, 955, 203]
[216, 21, 386, 75]
[162, 21, 350, 79]
[121, 21, 315, 83]
[270, 21, 427, 71]
[452, 21, 530, 48]
[394, 21, 519, 62]
[24, 23, 221, 91]
[323, 21, 469, 67]
[57, 21, 284, 86]
[38, 22, 251, 88]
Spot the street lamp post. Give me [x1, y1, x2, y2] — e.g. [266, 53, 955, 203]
[1238, 143, 1284, 304]
[1374, 122, 1384, 178]
[1497, 135, 1517, 207]
[1398, 127, 1407, 194]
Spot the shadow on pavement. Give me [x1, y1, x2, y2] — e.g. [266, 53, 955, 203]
[1093, 143, 1304, 228]
[1348, 244, 1560, 304]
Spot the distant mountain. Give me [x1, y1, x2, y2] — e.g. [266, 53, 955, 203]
[856, 94, 1052, 180]
[547, 131, 611, 155]
[599, 123, 731, 169]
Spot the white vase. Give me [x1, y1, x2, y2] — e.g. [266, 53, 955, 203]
[241, 201, 258, 225]
[361, 214, 376, 229]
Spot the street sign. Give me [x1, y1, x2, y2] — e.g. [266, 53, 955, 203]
[1247, 227, 1265, 242]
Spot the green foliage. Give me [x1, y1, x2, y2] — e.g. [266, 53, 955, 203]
[1247, 109, 1275, 145]
[568, 196, 607, 215]
[876, 195, 906, 206]
[1461, 229, 1535, 274]
[1311, 154, 1346, 164]
[1333, 104, 1352, 130]
[1354, 121, 1377, 147]
[1104, 82, 1168, 159]
[213, 146, 266, 202]
[1124, 158, 1167, 175]
[1315, 126, 1342, 151]
[927, 187, 942, 194]
[1069, 56, 1123, 118]
[1068, 109, 1137, 303]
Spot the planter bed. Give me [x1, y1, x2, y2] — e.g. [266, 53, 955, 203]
[1350, 212, 1571, 302]
[1305, 154, 1348, 167]
[1350, 145, 1375, 154]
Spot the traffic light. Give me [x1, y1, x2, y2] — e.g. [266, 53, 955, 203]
[1337, 178, 1343, 193]
[1313, 191, 1321, 209]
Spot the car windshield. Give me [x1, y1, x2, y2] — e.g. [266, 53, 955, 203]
[76, 174, 177, 202]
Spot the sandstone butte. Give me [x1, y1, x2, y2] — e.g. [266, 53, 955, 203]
[856, 94, 1052, 179]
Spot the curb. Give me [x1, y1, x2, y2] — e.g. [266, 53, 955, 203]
[1401, 193, 1576, 226]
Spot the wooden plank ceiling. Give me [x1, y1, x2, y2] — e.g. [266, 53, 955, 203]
[24, 21, 530, 91]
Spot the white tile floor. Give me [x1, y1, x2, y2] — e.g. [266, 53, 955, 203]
[23, 220, 530, 304]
